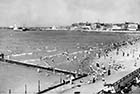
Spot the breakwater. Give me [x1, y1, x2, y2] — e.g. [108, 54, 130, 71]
[36, 74, 87, 94]
[0, 58, 83, 77]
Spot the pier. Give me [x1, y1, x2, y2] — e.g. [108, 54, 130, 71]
[0, 58, 83, 77]
[36, 74, 87, 94]
[97, 67, 140, 94]
[0, 58, 88, 94]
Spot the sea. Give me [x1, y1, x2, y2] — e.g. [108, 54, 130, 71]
[0, 29, 140, 93]
[0, 30, 138, 70]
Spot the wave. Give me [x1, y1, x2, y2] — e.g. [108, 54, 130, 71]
[46, 48, 57, 52]
[11, 52, 33, 57]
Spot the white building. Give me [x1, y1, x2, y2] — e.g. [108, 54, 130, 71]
[127, 23, 138, 31]
[112, 25, 122, 30]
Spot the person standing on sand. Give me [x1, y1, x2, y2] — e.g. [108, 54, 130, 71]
[116, 50, 119, 55]
[134, 59, 137, 67]
[127, 53, 129, 56]
[40, 56, 43, 61]
[92, 74, 96, 83]
[96, 62, 100, 71]
[101, 64, 106, 70]
[122, 52, 125, 56]
[101, 64, 106, 76]
[89, 65, 94, 72]
[96, 62, 100, 68]
[107, 69, 111, 76]
[102, 77, 106, 86]
[96, 52, 101, 59]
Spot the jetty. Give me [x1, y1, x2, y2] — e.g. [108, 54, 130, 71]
[0, 58, 83, 77]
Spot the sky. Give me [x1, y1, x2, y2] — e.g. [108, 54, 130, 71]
[0, 0, 140, 26]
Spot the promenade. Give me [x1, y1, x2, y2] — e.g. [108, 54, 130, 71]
[57, 37, 140, 94]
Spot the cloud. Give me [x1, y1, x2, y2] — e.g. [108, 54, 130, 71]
[65, 0, 140, 23]
[0, 0, 140, 26]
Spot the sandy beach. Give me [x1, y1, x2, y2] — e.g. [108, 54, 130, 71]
[51, 36, 140, 94]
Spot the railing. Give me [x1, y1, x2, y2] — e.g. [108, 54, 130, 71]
[36, 74, 88, 94]
[0, 58, 88, 94]
[97, 67, 140, 94]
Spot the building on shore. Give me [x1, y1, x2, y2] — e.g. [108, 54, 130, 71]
[8, 24, 29, 31]
[70, 22, 92, 31]
[70, 21, 140, 32]
[125, 22, 139, 31]
[111, 23, 127, 31]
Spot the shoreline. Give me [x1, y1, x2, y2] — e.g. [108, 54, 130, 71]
[58, 35, 140, 94]
[1, 30, 140, 94]
[1, 28, 140, 34]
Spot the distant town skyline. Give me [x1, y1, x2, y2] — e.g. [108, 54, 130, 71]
[0, 0, 140, 26]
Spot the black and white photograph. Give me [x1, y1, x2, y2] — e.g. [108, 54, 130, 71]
[0, 0, 140, 94]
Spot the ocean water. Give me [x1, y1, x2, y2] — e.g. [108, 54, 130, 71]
[0, 30, 135, 70]
[0, 29, 139, 93]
